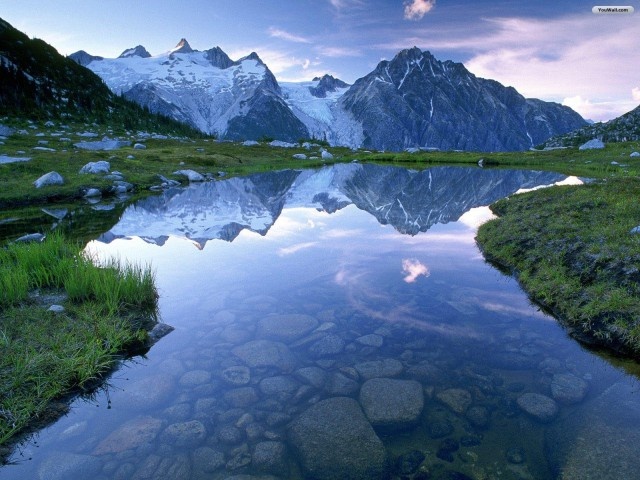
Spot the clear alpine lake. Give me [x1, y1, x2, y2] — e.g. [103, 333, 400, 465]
[2, 164, 640, 480]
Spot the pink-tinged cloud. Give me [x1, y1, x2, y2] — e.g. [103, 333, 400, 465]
[404, 0, 436, 20]
[402, 258, 430, 283]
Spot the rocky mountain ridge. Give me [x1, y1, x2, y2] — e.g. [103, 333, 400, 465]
[73, 40, 586, 152]
[541, 104, 640, 148]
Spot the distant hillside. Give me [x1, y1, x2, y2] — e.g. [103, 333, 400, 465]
[0, 17, 201, 136]
[541, 104, 640, 148]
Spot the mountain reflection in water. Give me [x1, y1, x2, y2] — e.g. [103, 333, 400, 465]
[98, 164, 566, 247]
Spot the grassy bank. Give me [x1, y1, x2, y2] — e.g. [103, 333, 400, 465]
[477, 177, 640, 356]
[0, 233, 158, 451]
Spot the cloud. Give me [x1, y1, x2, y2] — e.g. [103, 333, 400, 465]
[633, 87, 640, 102]
[404, 0, 436, 20]
[402, 258, 430, 283]
[268, 27, 311, 44]
[316, 45, 361, 57]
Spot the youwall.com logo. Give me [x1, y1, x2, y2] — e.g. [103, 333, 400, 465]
[592, 5, 635, 13]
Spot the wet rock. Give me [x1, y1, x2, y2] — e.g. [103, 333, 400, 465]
[224, 387, 259, 408]
[93, 416, 163, 455]
[436, 388, 472, 414]
[160, 420, 207, 447]
[37, 452, 102, 480]
[221, 365, 251, 386]
[354, 358, 403, 379]
[192, 447, 225, 473]
[266, 412, 291, 428]
[232, 340, 296, 372]
[218, 425, 244, 445]
[179, 369, 211, 388]
[79, 160, 110, 174]
[551, 373, 588, 404]
[252, 441, 289, 476]
[294, 366, 327, 388]
[259, 375, 299, 396]
[324, 372, 360, 396]
[359, 378, 424, 430]
[396, 450, 425, 475]
[516, 393, 558, 422]
[256, 313, 318, 342]
[164, 402, 192, 422]
[288, 397, 388, 480]
[147, 323, 174, 344]
[309, 334, 345, 357]
[132, 453, 191, 480]
[406, 361, 442, 382]
[465, 405, 490, 428]
[226, 446, 252, 470]
[34, 171, 64, 188]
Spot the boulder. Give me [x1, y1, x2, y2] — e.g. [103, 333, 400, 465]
[134, 143, 147, 149]
[160, 420, 207, 447]
[630, 151, 640, 158]
[288, 397, 388, 479]
[34, 171, 64, 188]
[15, 233, 45, 243]
[579, 139, 605, 150]
[517, 393, 558, 422]
[242, 140, 259, 146]
[321, 150, 334, 160]
[354, 358, 403, 379]
[359, 378, 424, 430]
[0, 124, 15, 136]
[551, 373, 588, 404]
[256, 314, 319, 342]
[293, 153, 308, 160]
[270, 140, 298, 148]
[0, 155, 31, 164]
[436, 388, 472, 414]
[232, 340, 296, 372]
[93, 416, 163, 455]
[83, 188, 102, 198]
[79, 161, 110, 174]
[174, 169, 205, 182]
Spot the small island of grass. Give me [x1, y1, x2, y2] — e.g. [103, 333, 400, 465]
[0, 233, 158, 451]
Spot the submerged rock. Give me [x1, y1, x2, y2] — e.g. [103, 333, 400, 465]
[516, 393, 558, 422]
[93, 416, 163, 455]
[288, 397, 388, 479]
[232, 340, 296, 372]
[256, 314, 318, 342]
[551, 373, 588, 404]
[359, 378, 424, 430]
[436, 388, 472, 414]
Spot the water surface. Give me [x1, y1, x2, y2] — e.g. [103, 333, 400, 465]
[3, 164, 640, 480]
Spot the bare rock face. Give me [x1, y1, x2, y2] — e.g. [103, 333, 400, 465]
[288, 397, 388, 480]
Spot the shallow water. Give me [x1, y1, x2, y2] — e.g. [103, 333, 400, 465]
[2, 164, 640, 480]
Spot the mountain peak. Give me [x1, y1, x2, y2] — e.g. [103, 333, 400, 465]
[171, 38, 194, 54]
[118, 45, 151, 59]
[240, 52, 266, 65]
[309, 74, 349, 98]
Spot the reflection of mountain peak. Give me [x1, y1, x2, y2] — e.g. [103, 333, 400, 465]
[102, 165, 566, 246]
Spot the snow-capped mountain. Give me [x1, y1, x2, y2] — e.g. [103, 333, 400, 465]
[77, 39, 307, 142]
[73, 42, 586, 151]
[100, 164, 566, 247]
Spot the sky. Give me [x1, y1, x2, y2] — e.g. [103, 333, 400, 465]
[1, 0, 638, 122]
